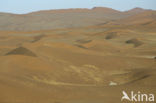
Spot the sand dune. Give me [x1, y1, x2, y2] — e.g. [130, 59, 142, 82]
[0, 7, 156, 103]
[5, 46, 37, 57]
[0, 7, 154, 31]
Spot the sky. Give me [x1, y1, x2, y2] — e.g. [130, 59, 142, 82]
[0, 0, 156, 14]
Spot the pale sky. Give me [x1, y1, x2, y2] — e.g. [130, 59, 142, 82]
[0, 0, 156, 14]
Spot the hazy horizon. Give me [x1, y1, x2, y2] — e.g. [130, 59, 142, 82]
[0, 7, 154, 15]
[0, 0, 156, 14]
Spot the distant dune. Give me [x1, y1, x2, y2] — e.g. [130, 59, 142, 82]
[0, 7, 155, 31]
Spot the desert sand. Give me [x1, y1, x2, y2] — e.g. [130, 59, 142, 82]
[0, 7, 156, 103]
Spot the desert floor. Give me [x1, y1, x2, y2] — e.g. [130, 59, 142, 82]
[0, 22, 156, 103]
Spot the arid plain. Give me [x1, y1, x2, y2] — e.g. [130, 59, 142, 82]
[0, 7, 156, 103]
